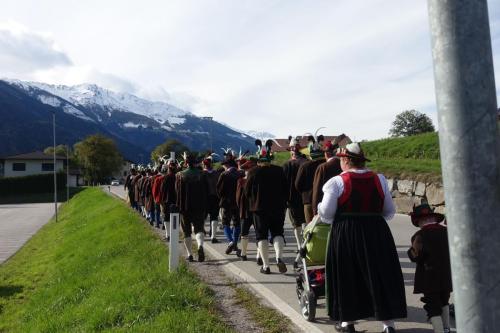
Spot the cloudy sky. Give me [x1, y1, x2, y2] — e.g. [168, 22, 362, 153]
[1, 1, 499, 140]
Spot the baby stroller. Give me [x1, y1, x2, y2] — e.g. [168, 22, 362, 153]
[295, 216, 330, 321]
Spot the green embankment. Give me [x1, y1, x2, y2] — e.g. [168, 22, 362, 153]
[0, 188, 230, 333]
[273, 132, 442, 181]
[362, 132, 441, 181]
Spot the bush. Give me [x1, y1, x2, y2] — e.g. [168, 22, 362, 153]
[0, 172, 66, 196]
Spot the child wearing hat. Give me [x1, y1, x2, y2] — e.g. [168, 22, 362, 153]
[408, 204, 452, 333]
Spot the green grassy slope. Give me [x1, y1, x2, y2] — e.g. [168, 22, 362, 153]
[272, 132, 442, 181]
[0, 188, 230, 333]
[361, 132, 440, 159]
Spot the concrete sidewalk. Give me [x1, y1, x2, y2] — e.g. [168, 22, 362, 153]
[0, 203, 58, 264]
[109, 186, 455, 333]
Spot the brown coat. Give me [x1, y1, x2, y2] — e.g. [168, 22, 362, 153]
[282, 157, 307, 207]
[312, 157, 342, 214]
[294, 158, 325, 204]
[407, 224, 452, 294]
[133, 174, 143, 204]
[175, 167, 208, 214]
[161, 172, 177, 205]
[142, 176, 154, 211]
[216, 168, 241, 209]
[236, 177, 249, 219]
[245, 164, 287, 213]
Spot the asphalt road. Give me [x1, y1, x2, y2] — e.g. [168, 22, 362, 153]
[109, 185, 455, 333]
[0, 203, 57, 264]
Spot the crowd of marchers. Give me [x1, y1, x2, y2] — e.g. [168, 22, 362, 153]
[124, 133, 452, 333]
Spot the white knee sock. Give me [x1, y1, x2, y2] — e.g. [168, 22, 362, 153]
[211, 220, 218, 239]
[273, 236, 285, 261]
[293, 227, 302, 248]
[257, 240, 269, 268]
[195, 232, 204, 249]
[341, 321, 354, 327]
[184, 237, 193, 256]
[382, 320, 395, 330]
[430, 316, 444, 333]
[241, 237, 249, 256]
[441, 305, 450, 329]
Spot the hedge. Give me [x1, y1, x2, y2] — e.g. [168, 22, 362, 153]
[0, 173, 67, 196]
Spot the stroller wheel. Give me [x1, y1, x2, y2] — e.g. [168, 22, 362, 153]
[300, 290, 317, 321]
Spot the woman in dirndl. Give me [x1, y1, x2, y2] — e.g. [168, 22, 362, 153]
[318, 143, 407, 333]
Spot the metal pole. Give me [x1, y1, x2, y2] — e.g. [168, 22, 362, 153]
[66, 145, 69, 202]
[53, 112, 58, 222]
[427, 1, 500, 332]
[169, 204, 180, 271]
[210, 117, 213, 152]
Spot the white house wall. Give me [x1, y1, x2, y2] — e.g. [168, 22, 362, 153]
[4, 160, 64, 178]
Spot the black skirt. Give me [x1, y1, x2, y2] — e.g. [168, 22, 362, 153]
[325, 215, 407, 322]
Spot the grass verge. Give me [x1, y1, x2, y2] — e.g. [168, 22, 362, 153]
[232, 283, 293, 333]
[0, 188, 231, 332]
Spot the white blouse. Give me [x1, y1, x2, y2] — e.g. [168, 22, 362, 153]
[317, 169, 396, 224]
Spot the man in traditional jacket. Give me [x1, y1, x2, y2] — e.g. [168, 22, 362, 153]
[142, 168, 155, 224]
[134, 169, 146, 216]
[408, 204, 452, 333]
[282, 136, 307, 246]
[152, 167, 165, 229]
[236, 158, 257, 261]
[311, 136, 346, 216]
[295, 136, 325, 223]
[217, 155, 242, 255]
[160, 160, 178, 241]
[245, 140, 288, 274]
[176, 153, 209, 262]
[202, 154, 222, 243]
[124, 166, 137, 209]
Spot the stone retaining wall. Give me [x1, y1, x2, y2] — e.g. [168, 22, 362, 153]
[387, 178, 445, 214]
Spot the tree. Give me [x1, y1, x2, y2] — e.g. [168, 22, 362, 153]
[150, 139, 190, 163]
[389, 110, 435, 137]
[74, 134, 123, 183]
[44, 144, 69, 157]
[44, 144, 80, 169]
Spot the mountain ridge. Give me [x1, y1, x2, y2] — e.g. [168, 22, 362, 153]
[0, 79, 256, 162]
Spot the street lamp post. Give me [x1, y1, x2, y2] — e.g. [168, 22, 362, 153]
[427, 1, 500, 331]
[202, 116, 213, 152]
[66, 144, 69, 202]
[52, 112, 58, 222]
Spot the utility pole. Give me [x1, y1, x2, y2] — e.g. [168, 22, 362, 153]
[202, 116, 213, 151]
[53, 112, 58, 222]
[427, 1, 500, 332]
[66, 145, 69, 202]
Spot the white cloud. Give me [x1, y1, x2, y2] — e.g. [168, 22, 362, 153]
[0, 20, 71, 76]
[1, 1, 499, 140]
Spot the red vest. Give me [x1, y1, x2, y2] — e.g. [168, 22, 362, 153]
[337, 171, 384, 215]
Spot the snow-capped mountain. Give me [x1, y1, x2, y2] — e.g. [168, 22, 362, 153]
[0, 79, 255, 162]
[243, 130, 275, 139]
[6, 79, 189, 128]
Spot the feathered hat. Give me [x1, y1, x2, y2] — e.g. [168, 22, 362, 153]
[255, 139, 273, 162]
[304, 127, 326, 159]
[203, 152, 219, 167]
[287, 135, 302, 152]
[221, 147, 237, 166]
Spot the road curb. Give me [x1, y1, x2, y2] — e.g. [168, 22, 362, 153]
[202, 243, 324, 333]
